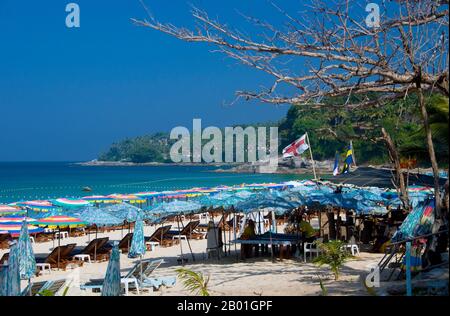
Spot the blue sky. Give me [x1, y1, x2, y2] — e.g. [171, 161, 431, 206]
[0, 0, 300, 161]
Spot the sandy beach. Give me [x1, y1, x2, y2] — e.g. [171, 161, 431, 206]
[1, 219, 384, 296]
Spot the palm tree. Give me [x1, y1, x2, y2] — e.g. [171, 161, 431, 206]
[176, 268, 210, 296]
[313, 240, 352, 281]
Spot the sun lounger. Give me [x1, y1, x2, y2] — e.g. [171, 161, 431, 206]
[166, 220, 204, 240]
[22, 279, 68, 296]
[145, 225, 177, 247]
[0, 233, 11, 249]
[69, 237, 110, 262]
[0, 252, 9, 265]
[36, 243, 82, 271]
[80, 259, 166, 295]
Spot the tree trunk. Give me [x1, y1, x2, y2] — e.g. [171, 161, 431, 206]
[381, 128, 409, 210]
[416, 83, 442, 218]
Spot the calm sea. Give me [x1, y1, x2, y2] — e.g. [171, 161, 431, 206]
[0, 162, 306, 203]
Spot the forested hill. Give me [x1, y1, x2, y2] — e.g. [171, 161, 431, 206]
[98, 95, 448, 166]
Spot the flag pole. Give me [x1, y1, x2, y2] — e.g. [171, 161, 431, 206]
[305, 132, 317, 180]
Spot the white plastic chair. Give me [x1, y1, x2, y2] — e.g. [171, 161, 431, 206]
[303, 238, 323, 262]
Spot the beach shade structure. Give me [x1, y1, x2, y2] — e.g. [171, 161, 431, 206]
[0, 223, 44, 237]
[107, 194, 146, 205]
[17, 220, 36, 295]
[52, 198, 90, 210]
[31, 215, 86, 269]
[102, 203, 142, 223]
[0, 205, 25, 217]
[102, 243, 121, 296]
[15, 200, 60, 213]
[149, 200, 202, 217]
[82, 195, 117, 204]
[196, 192, 246, 209]
[79, 206, 123, 240]
[6, 242, 21, 296]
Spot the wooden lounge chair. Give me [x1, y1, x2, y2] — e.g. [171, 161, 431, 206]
[166, 220, 204, 240]
[103, 233, 133, 254]
[22, 279, 69, 296]
[69, 237, 110, 262]
[0, 252, 9, 264]
[0, 233, 11, 249]
[198, 213, 231, 232]
[36, 243, 82, 271]
[145, 225, 176, 247]
[34, 233, 53, 243]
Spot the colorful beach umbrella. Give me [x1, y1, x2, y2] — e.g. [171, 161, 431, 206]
[0, 216, 36, 223]
[149, 200, 202, 216]
[102, 244, 121, 296]
[102, 203, 142, 222]
[0, 205, 25, 216]
[128, 215, 146, 259]
[52, 198, 90, 209]
[107, 194, 145, 204]
[6, 243, 20, 296]
[15, 200, 59, 212]
[82, 195, 117, 204]
[17, 221, 36, 281]
[0, 223, 44, 237]
[79, 206, 123, 227]
[31, 215, 86, 228]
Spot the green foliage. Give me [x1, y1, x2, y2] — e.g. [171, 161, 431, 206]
[399, 95, 449, 165]
[313, 240, 352, 281]
[176, 268, 210, 296]
[318, 276, 328, 296]
[37, 289, 55, 296]
[98, 133, 171, 163]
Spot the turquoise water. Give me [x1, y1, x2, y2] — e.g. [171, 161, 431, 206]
[0, 162, 306, 203]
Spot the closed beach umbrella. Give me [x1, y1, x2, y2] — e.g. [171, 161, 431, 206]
[102, 244, 121, 296]
[6, 243, 20, 296]
[0, 205, 25, 216]
[17, 220, 36, 295]
[128, 214, 146, 259]
[0, 264, 7, 296]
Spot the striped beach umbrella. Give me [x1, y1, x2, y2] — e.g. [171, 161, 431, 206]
[82, 195, 117, 204]
[15, 200, 60, 212]
[0, 205, 25, 216]
[31, 215, 86, 228]
[6, 243, 20, 296]
[0, 223, 44, 237]
[52, 198, 90, 210]
[107, 194, 146, 204]
[0, 216, 36, 223]
[17, 221, 36, 281]
[128, 214, 146, 259]
[102, 244, 121, 296]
